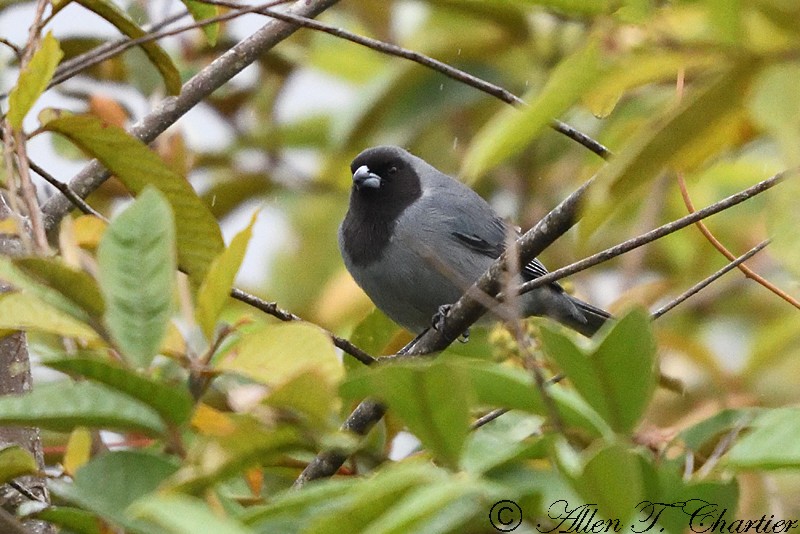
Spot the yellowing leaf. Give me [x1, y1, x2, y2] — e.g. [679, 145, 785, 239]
[14, 257, 105, 319]
[217, 322, 341, 389]
[195, 211, 257, 339]
[264, 370, 341, 427]
[582, 59, 759, 235]
[0, 445, 38, 484]
[0, 292, 100, 341]
[462, 40, 607, 182]
[43, 115, 224, 286]
[63, 427, 92, 476]
[191, 404, 236, 436]
[7, 32, 63, 129]
[72, 215, 107, 248]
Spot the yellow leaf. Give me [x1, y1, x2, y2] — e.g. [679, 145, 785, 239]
[195, 211, 258, 339]
[72, 215, 108, 248]
[63, 427, 92, 476]
[217, 322, 341, 389]
[7, 32, 63, 129]
[191, 404, 236, 437]
[0, 292, 100, 341]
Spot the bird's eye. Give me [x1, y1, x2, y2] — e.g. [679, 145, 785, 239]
[388, 166, 398, 174]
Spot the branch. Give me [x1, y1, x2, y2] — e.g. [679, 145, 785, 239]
[229, 288, 376, 366]
[517, 170, 790, 296]
[201, 0, 611, 160]
[651, 239, 770, 320]
[677, 174, 800, 310]
[40, 0, 342, 231]
[28, 159, 106, 220]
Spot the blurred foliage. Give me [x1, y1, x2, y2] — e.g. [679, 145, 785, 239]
[1, 0, 800, 532]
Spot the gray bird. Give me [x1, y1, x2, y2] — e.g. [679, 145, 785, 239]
[338, 145, 610, 337]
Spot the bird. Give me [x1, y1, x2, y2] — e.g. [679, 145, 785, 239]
[338, 145, 610, 338]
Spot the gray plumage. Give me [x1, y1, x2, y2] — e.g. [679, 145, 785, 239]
[338, 145, 610, 337]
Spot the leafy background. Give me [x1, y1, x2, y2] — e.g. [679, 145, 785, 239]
[0, 0, 799, 533]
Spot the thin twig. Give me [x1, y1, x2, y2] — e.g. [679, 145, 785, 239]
[48, 10, 192, 90]
[41, 0, 343, 230]
[471, 408, 509, 430]
[205, 0, 612, 160]
[677, 175, 800, 310]
[27, 159, 107, 220]
[517, 170, 791, 297]
[651, 240, 771, 320]
[12, 130, 49, 252]
[229, 287, 377, 366]
[44, 1, 291, 91]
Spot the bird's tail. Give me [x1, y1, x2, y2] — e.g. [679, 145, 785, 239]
[562, 295, 612, 337]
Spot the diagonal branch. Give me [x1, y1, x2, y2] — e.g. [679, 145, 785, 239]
[651, 239, 771, 320]
[40, 0, 342, 232]
[517, 170, 790, 297]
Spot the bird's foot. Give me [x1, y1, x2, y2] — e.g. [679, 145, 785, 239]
[432, 304, 470, 343]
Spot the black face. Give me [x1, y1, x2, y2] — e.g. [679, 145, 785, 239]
[341, 146, 423, 266]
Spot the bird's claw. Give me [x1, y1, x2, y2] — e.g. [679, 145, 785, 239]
[431, 304, 470, 343]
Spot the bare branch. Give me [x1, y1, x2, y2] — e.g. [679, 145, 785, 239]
[651, 240, 770, 320]
[677, 174, 800, 310]
[517, 170, 790, 297]
[41, 0, 342, 231]
[28, 159, 107, 220]
[229, 288, 377, 366]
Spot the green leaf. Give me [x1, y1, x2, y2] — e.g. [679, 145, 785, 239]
[60, 0, 181, 94]
[455, 358, 610, 438]
[196, 212, 257, 339]
[357, 479, 485, 534]
[7, 32, 63, 129]
[727, 407, 800, 469]
[678, 408, 760, 452]
[341, 360, 472, 469]
[462, 40, 606, 182]
[571, 444, 647, 525]
[583, 60, 759, 234]
[42, 114, 225, 286]
[0, 292, 100, 340]
[168, 420, 303, 494]
[217, 322, 342, 388]
[44, 357, 194, 426]
[14, 257, 105, 319]
[98, 188, 175, 367]
[130, 494, 253, 534]
[244, 478, 359, 530]
[461, 411, 548, 474]
[0, 445, 38, 484]
[182, 0, 220, 46]
[0, 381, 165, 435]
[33, 506, 104, 534]
[263, 370, 341, 428]
[49, 450, 179, 534]
[540, 308, 657, 433]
